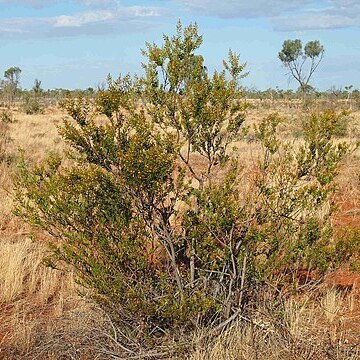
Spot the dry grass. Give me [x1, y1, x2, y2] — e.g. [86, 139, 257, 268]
[321, 289, 342, 323]
[189, 291, 360, 360]
[0, 121, 10, 161]
[7, 108, 65, 162]
[0, 303, 110, 360]
[0, 234, 112, 359]
[0, 237, 70, 304]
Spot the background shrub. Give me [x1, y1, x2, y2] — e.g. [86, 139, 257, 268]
[22, 93, 44, 115]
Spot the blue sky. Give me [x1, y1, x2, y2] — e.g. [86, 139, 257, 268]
[0, 0, 359, 90]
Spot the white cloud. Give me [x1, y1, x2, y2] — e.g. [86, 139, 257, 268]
[0, 0, 115, 6]
[175, 0, 360, 31]
[1, 0, 360, 32]
[272, 0, 360, 31]
[273, 14, 357, 31]
[0, 0, 55, 6]
[54, 10, 117, 28]
[53, 7, 162, 28]
[175, 0, 313, 19]
[0, 6, 166, 38]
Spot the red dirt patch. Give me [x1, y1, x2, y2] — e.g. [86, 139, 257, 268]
[325, 270, 360, 294]
[333, 191, 360, 229]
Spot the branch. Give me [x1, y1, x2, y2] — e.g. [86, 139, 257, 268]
[305, 52, 324, 86]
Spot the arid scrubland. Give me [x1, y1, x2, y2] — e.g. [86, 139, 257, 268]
[0, 99, 359, 359]
[0, 22, 359, 360]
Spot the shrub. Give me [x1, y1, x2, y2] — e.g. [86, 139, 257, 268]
[0, 108, 14, 123]
[0, 116, 11, 162]
[14, 22, 351, 354]
[22, 93, 44, 115]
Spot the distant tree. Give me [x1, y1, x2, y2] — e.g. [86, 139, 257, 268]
[279, 39, 324, 98]
[344, 84, 353, 109]
[3, 66, 22, 106]
[4, 67, 21, 87]
[32, 79, 43, 97]
[21, 78, 44, 115]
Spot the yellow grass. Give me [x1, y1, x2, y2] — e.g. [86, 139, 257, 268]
[0, 237, 70, 304]
[7, 109, 66, 162]
[189, 289, 359, 360]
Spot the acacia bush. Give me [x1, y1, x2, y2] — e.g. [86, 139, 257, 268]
[14, 22, 352, 354]
[0, 108, 14, 123]
[22, 95, 44, 115]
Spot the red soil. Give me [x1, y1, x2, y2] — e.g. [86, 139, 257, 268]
[332, 187, 360, 229]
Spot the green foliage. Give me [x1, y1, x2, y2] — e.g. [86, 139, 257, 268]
[22, 93, 44, 115]
[141, 21, 248, 187]
[4, 66, 21, 84]
[333, 229, 360, 268]
[0, 108, 13, 123]
[3, 66, 21, 106]
[250, 110, 351, 277]
[27, 78, 45, 113]
[13, 22, 351, 353]
[96, 74, 135, 122]
[297, 110, 349, 185]
[15, 157, 199, 331]
[304, 41, 324, 59]
[279, 39, 324, 96]
[0, 117, 10, 162]
[279, 39, 303, 63]
[32, 79, 43, 96]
